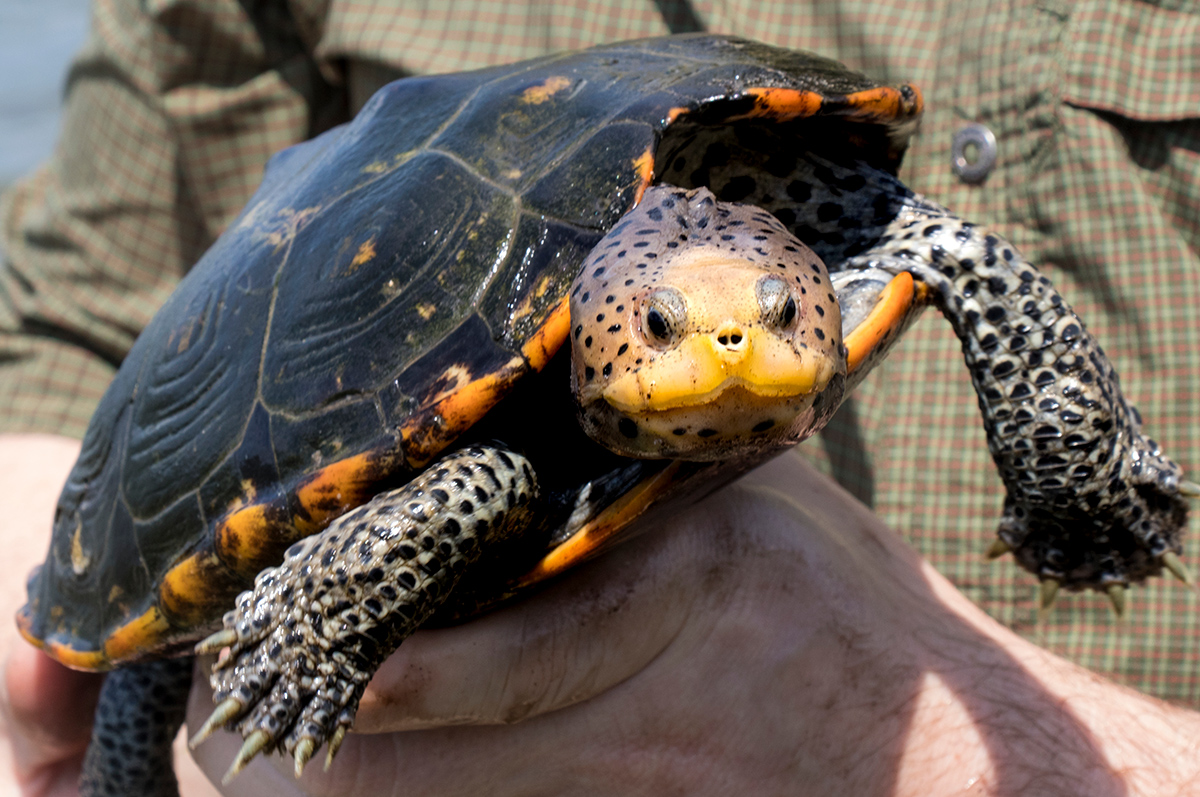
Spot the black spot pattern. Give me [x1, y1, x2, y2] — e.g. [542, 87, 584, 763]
[200, 446, 538, 771]
[81, 658, 193, 796]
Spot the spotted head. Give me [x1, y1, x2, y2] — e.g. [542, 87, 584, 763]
[570, 185, 846, 460]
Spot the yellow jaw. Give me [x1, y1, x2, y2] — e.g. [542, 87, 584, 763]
[602, 323, 837, 413]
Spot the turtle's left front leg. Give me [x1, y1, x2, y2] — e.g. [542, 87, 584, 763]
[843, 190, 1194, 604]
[190, 444, 537, 780]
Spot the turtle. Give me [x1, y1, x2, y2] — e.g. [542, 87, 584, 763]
[16, 34, 1196, 797]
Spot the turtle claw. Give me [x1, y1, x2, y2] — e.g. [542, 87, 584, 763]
[324, 726, 347, 771]
[986, 538, 1012, 560]
[223, 729, 272, 784]
[195, 627, 238, 656]
[1160, 551, 1194, 587]
[1037, 578, 1060, 620]
[190, 696, 244, 749]
[1178, 480, 1200, 498]
[294, 739, 315, 777]
[1106, 583, 1128, 618]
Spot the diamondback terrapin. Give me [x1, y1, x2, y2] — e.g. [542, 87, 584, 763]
[17, 34, 1194, 797]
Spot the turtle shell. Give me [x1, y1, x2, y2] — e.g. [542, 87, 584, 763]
[20, 34, 922, 669]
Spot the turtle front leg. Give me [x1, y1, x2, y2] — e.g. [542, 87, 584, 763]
[190, 444, 537, 781]
[846, 199, 1193, 603]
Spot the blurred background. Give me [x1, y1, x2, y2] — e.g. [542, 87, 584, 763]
[0, 0, 90, 189]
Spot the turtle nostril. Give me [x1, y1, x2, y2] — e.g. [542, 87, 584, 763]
[715, 326, 745, 349]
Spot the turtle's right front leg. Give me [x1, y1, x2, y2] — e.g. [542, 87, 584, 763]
[190, 444, 538, 781]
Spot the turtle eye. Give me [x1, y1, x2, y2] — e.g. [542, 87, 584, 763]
[757, 275, 799, 330]
[640, 288, 686, 348]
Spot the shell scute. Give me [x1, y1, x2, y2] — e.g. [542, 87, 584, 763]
[478, 216, 605, 350]
[262, 153, 520, 416]
[521, 121, 656, 229]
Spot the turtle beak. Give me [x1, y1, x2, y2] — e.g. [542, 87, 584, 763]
[601, 325, 836, 414]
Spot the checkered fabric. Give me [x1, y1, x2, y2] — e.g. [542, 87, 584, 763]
[2, 0, 1198, 704]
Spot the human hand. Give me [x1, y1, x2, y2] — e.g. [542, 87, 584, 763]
[0, 434, 219, 797]
[189, 451, 1200, 796]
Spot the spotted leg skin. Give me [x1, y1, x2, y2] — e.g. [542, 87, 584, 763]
[662, 130, 1190, 591]
[193, 445, 538, 777]
[80, 657, 193, 797]
[846, 207, 1189, 590]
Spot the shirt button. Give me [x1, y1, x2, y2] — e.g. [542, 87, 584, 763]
[951, 123, 997, 183]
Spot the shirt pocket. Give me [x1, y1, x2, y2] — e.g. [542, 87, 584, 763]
[1061, 0, 1200, 121]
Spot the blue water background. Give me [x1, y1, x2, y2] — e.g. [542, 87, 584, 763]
[0, 0, 90, 186]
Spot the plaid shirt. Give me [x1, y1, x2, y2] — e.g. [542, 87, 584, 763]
[2, 0, 1198, 704]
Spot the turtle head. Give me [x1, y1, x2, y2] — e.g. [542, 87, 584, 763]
[570, 185, 846, 460]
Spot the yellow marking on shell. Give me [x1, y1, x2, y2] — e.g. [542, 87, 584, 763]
[362, 161, 389, 174]
[15, 608, 112, 670]
[416, 302, 437, 321]
[70, 521, 90, 575]
[521, 76, 571, 105]
[399, 357, 527, 468]
[212, 503, 277, 573]
[729, 85, 923, 124]
[173, 315, 200, 354]
[844, 272, 915, 374]
[159, 551, 229, 625]
[730, 88, 824, 122]
[46, 640, 109, 671]
[521, 297, 571, 371]
[103, 606, 172, 664]
[602, 328, 833, 413]
[239, 478, 258, 503]
[350, 238, 377, 269]
[292, 451, 386, 535]
[107, 584, 124, 603]
[516, 461, 683, 587]
[833, 85, 924, 122]
[423, 361, 519, 422]
[632, 148, 655, 205]
[15, 613, 43, 649]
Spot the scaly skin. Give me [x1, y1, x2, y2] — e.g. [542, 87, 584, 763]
[848, 207, 1187, 589]
[191, 445, 537, 780]
[80, 658, 193, 797]
[662, 130, 1189, 590]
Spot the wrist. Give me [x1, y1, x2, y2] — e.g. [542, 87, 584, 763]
[886, 561, 1200, 796]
